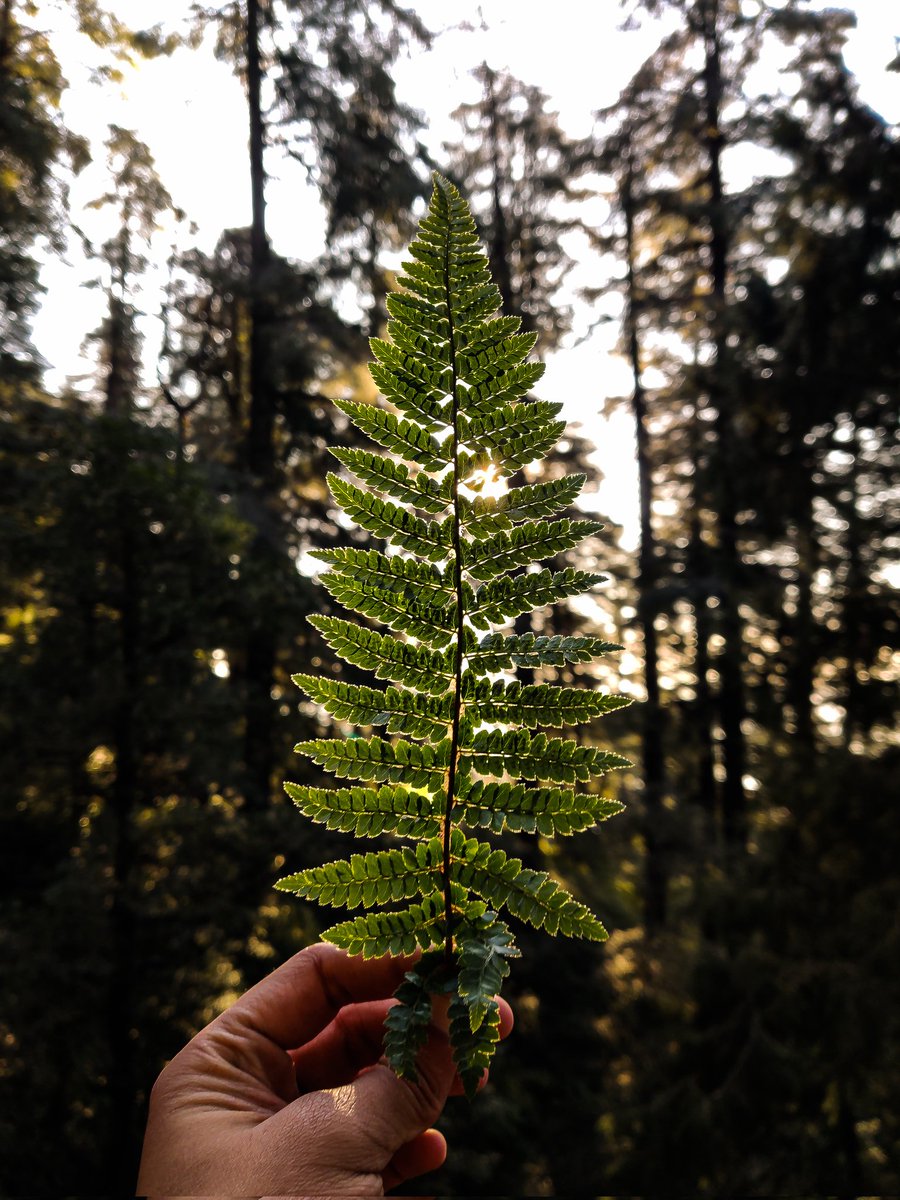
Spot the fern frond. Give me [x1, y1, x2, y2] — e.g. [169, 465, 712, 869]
[283, 781, 441, 838]
[320, 578, 455, 647]
[275, 838, 444, 908]
[454, 780, 625, 836]
[280, 173, 632, 1100]
[457, 916, 520, 1031]
[457, 329, 537, 386]
[293, 674, 452, 741]
[470, 568, 607, 628]
[460, 474, 587, 538]
[462, 519, 605, 580]
[449, 995, 502, 1100]
[308, 616, 452, 695]
[330, 447, 451, 514]
[311, 548, 454, 645]
[463, 729, 631, 783]
[461, 365, 548, 417]
[462, 678, 633, 728]
[326, 475, 451, 560]
[450, 832, 607, 939]
[383, 964, 436, 1079]
[310, 547, 451, 598]
[322, 895, 449, 957]
[334, 399, 449, 471]
[295, 736, 450, 789]
[466, 631, 623, 670]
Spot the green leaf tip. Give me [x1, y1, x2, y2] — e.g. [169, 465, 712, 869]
[279, 171, 631, 1097]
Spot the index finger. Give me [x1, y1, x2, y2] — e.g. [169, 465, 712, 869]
[220, 943, 413, 1050]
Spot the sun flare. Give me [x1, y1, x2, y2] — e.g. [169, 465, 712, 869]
[465, 461, 508, 500]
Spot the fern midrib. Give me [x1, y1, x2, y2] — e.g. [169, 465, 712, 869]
[443, 208, 466, 966]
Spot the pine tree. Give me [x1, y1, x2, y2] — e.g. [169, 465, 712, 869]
[277, 175, 631, 1093]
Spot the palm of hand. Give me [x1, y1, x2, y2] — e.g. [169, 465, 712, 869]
[138, 944, 511, 1196]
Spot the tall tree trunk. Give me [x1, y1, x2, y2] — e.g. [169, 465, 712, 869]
[242, 0, 277, 810]
[622, 153, 667, 931]
[0, 0, 13, 76]
[104, 296, 128, 415]
[107, 516, 140, 1191]
[245, 0, 273, 478]
[368, 218, 387, 337]
[480, 64, 536, 679]
[841, 427, 866, 749]
[786, 499, 817, 750]
[686, 400, 718, 836]
[697, 0, 747, 847]
[483, 64, 514, 319]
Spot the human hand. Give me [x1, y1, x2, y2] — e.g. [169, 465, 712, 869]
[137, 943, 513, 1196]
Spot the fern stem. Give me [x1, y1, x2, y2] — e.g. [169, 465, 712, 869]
[442, 197, 465, 967]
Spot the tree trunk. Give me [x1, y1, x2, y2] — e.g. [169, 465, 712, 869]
[245, 0, 274, 478]
[241, 0, 278, 810]
[686, 402, 719, 836]
[622, 153, 667, 931]
[107, 517, 140, 1191]
[483, 64, 514, 319]
[698, 0, 747, 847]
[0, 0, 13, 77]
[841, 433, 866, 749]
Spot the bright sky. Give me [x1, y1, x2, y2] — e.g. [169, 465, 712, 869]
[33, 0, 899, 546]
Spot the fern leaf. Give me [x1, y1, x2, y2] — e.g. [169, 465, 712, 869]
[457, 330, 538, 387]
[310, 547, 451, 599]
[275, 839, 444, 908]
[470, 568, 606, 628]
[293, 673, 452, 741]
[308, 616, 452, 695]
[312, 549, 454, 646]
[283, 781, 441, 838]
[457, 315, 524, 358]
[461, 365, 548, 417]
[462, 519, 605, 580]
[330, 447, 451, 514]
[449, 995, 502, 1100]
[450, 832, 608, 940]
[466, 631, 623, 670]
[335, 399, 450, 471]
[322, 895, 449, 957]
[320, 578, 454, 647]
[460, 397, 560, 443]
[386, 290, 452, 342]
[384, 966, 435, 1079]
[327, 474, 451, 560]
[455, 780, 625, 836]
[460, 474, 586, 538]
[280, 174, 632, 1100]
[464, 729, 631, 783]
[462, 678, 633, 728]
[294, 736, 450, 789]
[457, 916, 520, 1031]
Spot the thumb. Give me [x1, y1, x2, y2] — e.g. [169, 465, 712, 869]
[271, 1024, 456, 1179]
[344, 1028, 456, 1162]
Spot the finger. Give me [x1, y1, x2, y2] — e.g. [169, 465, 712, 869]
[268, 1021, 457, 1175]
[382, 1128, 447, 1193]
[292, 991, 513, 1094]
[291, 999, 392, 1091]
[217, 943, 415, 1050]
[334, 1021, 456, 1159]
[497, 995, 515, 1038]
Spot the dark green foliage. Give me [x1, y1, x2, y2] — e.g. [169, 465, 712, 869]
[278, 175, 630, 1092]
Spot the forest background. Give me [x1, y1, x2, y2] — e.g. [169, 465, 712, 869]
[1, 0, 898, 1194]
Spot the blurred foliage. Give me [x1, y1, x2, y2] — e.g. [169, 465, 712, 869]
[1, 0, 899, 1194]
